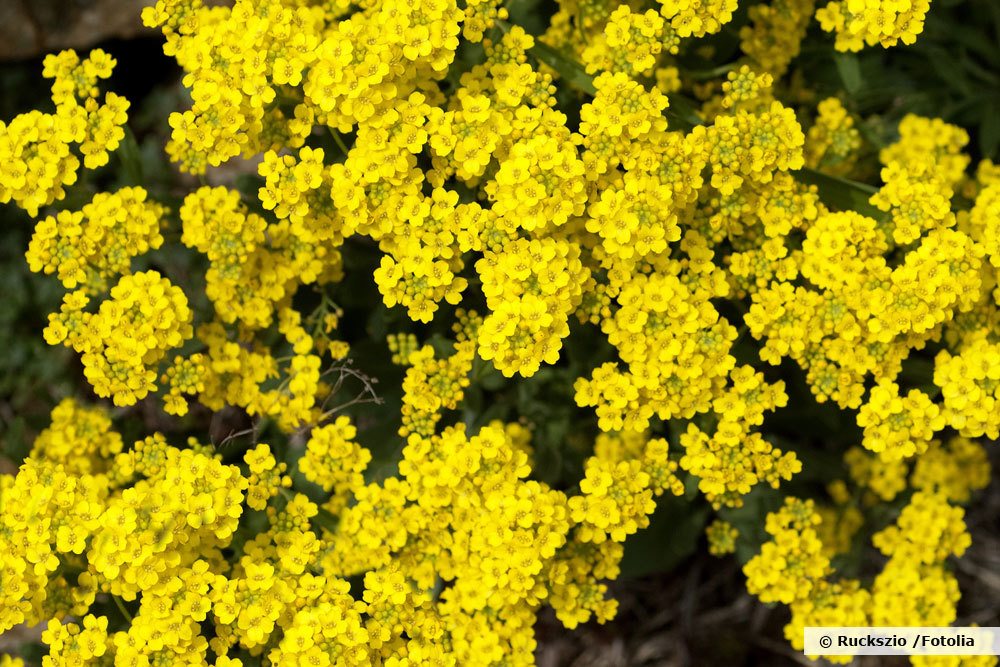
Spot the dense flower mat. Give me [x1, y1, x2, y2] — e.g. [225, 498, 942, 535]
[0, 0, 997, 665]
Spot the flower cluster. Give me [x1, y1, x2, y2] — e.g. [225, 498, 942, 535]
[745, 491, 976, 664]
[658, 0, 739, 38]
[911, 437, 992, 503]
[26, 188, 165, 294]
[869, 492, 969, 627]
[582, 6, 674, 76]
[180, 186, 323, 330]
[30, 398, 123, 476]
[856, 379, 944, 461]
[323, 422, 602, 658]
[746, 115, 983, 423]
[706, 519, 738, 556]
[739, 0, 815, 76]
[477, 238, 588, 377]
[299, 416, 372, 513]
[44, 271, 193, 406]
[145, 0, 325, 172]
[400, 338, 476, 436]
[805, 97, 862, 174]
[744, 498, 831, 605]
[934, 339, 1000, 439]
[0, 49, 128, 215]
[817, 0, 932, 51]
[678, 366, 800, 508]
[570, 435, 685, 543]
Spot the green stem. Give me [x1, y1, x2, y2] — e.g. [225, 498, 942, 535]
[327, 127, 350, 156]
[684, 63, 737, 81]
[113, 595, 133, 622]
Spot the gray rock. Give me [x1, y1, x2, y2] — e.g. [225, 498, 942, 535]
[0, 0, 156, 62]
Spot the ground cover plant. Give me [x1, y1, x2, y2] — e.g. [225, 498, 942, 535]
[0, 0, 999, 664]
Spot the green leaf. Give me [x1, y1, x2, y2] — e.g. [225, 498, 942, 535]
[235, 173, 265, 202]
[834, 53, 863, 97]
[532, 414, 571, 485]
[0, 415, 28, 463]
[717, 486, 784, 565]
[620, 496, 709, 578]
[924, 46, 974, 98]
[503, 0, 548, 36]
[981, 104, 1000, 160]
[793, 167, 887, 220]
[529, 40, 596, 96]
[785, 442, 850, 485]
[923, 11, 999, 66]
[118, 126, 145, 187]
[18, 641, 48, 664]
[532, 433, 564, 486]
[897, 356, 935, 387]
[665, 93, 703, 130]
[313, 506, 340, 532]
[477, 365, 507, 391]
